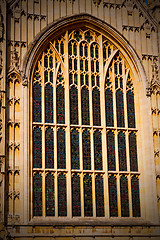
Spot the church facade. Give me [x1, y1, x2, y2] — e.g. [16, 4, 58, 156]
[0, 0, 160, 239]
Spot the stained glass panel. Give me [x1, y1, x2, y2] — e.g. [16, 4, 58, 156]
[129, 133, 138, 171]
[45, 127, 54, 168]
[46, 173, 55, 216]
[93, 88, 101, 126]
[94, 130, 102, 170]
[33, 127, 42, 168]
[70, 86, 78, 125]
[81, 87, 90, 125]
[33, 83, 41, 122]
[58, 174, 67, 216]
[57, 84, 65, 124]
[131, 176, 140, 217]
[95, 175, 104, 217]
[57, 128, 66, 169]
[44, 55, 48, 68]
[82, 129, 91, 170]
[120, 175, 129, 217]
[116, 89, 124, 127]
[84, 174, 93, 216]
[45, 84, 53, 123]
[107, 131, 116, 171]
[118, 132, 127, 171]
[44, 70, 48, 83]
[108, 175, 118, 217]
[33, 173, 42, 216]
[127, 90, 136, 128]
[105, 89, 114, 127]
[71, 129, 80, 169]
[72, 174, 81, 216]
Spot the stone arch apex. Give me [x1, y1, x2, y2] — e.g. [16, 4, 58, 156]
[21, 13, 147, 90]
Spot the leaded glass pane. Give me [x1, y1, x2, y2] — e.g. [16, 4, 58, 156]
[95, 175, 104, 217]
[33, 173, 42, 216]
[82, 129, 91, 170]
[57, 84, 65, 124]
[131, 176, 141, 217]
[72, 174, 81, 216]
[81, 87, 90, 125]
[33, 83, 41, 122]
[70, 86, 78, 125]
[57, 128, 66, 169]
[92, 88, 101, 126]
[105, 89, 114, 127]
[44, 70, 48, 83]
[45, 127, 54, 169]
[127, 90, 136, 128]
[116, 89, 124, 127]
[45, 84, 53, 123]
[33, 127, 42, 168]
[58, 174, 67, 216]
[71, 129, 80, 169]
[129, 133, 138, 171]
[107, 131, 116, 171]
[46, 173, 55, 216]
[108, 175, 118, 217]
[84, 174, 93, 216]
[44, 55, 48, 68]
[120, 175, 129, 217]
[118, 132, 127, 171]
[94, 130, 102, 170]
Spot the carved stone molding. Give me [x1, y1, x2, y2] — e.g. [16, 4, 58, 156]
[146, 62, 160, 96]
[8, 142, 20, 150]
[7, 214, 20, 224]
[21, 72, 28, 87]
[93, 0, 102, 6]
[8, 40, 26, 48]
[10, 47, 19, 70]
[7, 190, 20, 200]
[0, 7, 4, 42]
[0, 155, 5, 174]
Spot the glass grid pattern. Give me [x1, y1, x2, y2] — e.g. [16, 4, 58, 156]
[32, 29, 140, 218]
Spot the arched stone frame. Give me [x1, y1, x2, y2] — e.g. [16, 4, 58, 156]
[21, 13, 158, 224]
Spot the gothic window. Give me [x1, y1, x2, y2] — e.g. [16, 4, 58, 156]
[32, 28, 140, 218]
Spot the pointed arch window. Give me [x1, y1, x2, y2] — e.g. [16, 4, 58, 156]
[31, 28, 140, 219]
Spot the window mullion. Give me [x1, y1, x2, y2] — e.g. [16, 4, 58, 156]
[77, 41, 81, 126]
[41, 52, 45, 217]
[53, 51, 57, 125]
[55, 171, 58, 217]
[128, 174, 133, 217]
[92, 173, 96, 217]
[117, 174, 121, 217]
[100, 34, 109, 217]
[42, 171, 46, 217]
[64, 31, 72, 218]
[88, 44, 93, 126]
[81, 173, 84, 217]
[112, 66, 117, 128]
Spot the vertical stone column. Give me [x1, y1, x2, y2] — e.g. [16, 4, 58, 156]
[0, 0, 6, 224]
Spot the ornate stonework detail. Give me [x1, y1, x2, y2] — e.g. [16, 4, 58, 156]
[10, 47, 19, 71]
[0, 8, 4, 41]
[0, 90, 5, 143]
[7, 190, 20, 200]
[93, 0, 102, 6]
[21, 72, 28, 87]
[147, 62, 160, 96]
[7, 214, 20, 224]
[8, 142, 20, 150]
